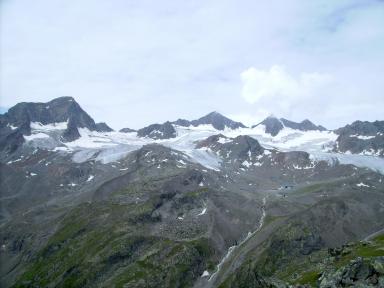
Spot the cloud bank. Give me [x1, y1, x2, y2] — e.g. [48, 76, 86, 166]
[1, 0, 383, 129]
[241, 65, 332, 109]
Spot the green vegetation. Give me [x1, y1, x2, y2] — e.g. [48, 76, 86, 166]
[13, 197, 216, 288]
[221, 219, 384, 288]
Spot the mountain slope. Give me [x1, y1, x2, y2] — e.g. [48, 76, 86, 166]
[1, 96, 384, 288]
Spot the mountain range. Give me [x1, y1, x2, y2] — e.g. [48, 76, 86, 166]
[0, 96, 383, 287]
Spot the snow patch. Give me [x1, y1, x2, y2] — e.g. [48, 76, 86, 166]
[350, 134, 376, 140]
[198, 207, 207, 216]
[30, 121, 68, 131]
[356, 182, 370, 187]
[7, 158, 22, 164]
[7, 123, 18, 130]
[24, 133, 50, 141]
[86, 175, 94, 182]
[242, 160, 252, 168]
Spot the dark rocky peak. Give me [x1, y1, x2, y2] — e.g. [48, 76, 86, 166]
[191, 111, 246, 130]
[4, 96, 96, 130]
[95, 122, 114, 132]
[137, 121, 176, 140]
[254, 116, 326, 136]
[0, 96, 101, 137]
[119, 127, 137, 133]
[253, 116, 284, 136]
[281, 118, 327, 132]
[0, 96, 112, 153]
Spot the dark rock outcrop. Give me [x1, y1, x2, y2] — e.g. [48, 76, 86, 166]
[196, 134, 264, 162]
[319, 257, 384, 287]
[137, 121, 176, 139]
[334, 120, 384, 157]
[119, 127, 136, 133]
[95, 122, 113, 132]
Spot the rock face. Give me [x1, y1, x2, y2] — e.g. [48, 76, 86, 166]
[254, 116, 284, 136]
[281, 118, 326, 132]
[173, 112, 246, 130]
[137, 121, 176, 139]
[0, 96, 111, 152]
[196, 134, 264, 165]
[334, 120, 384, 157]
[253, 116, 326, 136]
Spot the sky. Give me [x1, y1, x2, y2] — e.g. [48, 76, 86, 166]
[1, 0, 384, 130]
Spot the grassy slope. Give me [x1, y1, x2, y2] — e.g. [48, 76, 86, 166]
[13, 191, 215, 288]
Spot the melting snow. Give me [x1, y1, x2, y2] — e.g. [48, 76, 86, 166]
[242, 160, 252, 168]
[350, 134, 376, 140]
[7, 123, 18, 130]
[178, 159, 187, 165]
[201, 271, 210, 277]
[30, 121, 68, 131]
[217, 136, 231, 144]
[24, 118, 382, 174]
[356, 182, 370, 187]
[7, 158, 22, 164]
[198, 207, 207, 216]
[86, 175, 94, 182]
[24, 133, 50, 141]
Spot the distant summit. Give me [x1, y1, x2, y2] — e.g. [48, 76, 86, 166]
[253, 116, 327, 136]
[172, 111, 246, 130]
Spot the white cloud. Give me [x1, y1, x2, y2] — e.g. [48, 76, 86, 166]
[240, 65, 332, 107]
[239, 65, 336, 124]
[1, 1, 383, 129]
